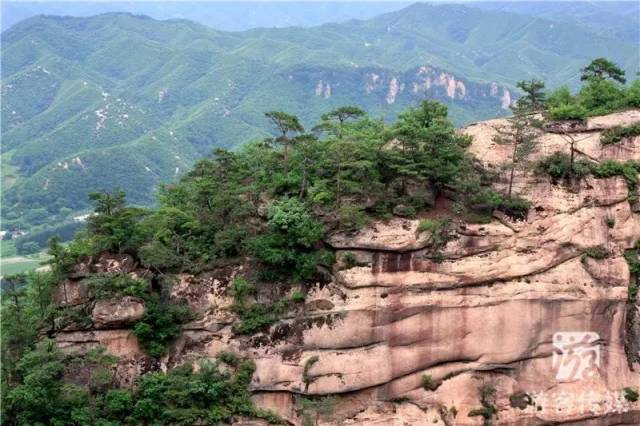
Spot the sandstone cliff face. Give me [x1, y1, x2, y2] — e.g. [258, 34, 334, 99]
[55, 111, 640, 425]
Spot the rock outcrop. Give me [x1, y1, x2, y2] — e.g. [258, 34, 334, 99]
[54, 111, 640, 425]
[92, 296, 145, 329]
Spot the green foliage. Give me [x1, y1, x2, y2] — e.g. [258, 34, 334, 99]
[581, 58, 627, 83]
[341, 251, 358, 269]
[217, 351, 239, 366]
[230, 276, 252, 313]
[515, 79, 546, 112]
[579, 78, 625, 115]
[418, 219, 441, 232]
[623, 387, 639, 402]
[296, 395, 337, 426]
[601, 123, 640, 145]
[492, 109, 541, 198]
[544, 60, 636, 121]
[509, 392, 533, 410]
[233, 300, 289, 335]
[605, 218, 616, 229]
[133, 293, 194, 358]
[302, 355, 320, 391]
[388, 101, 472, 192]
[291, 291, 306, 303]
[582, 245, 610, 262]
[248, 198, 328, 281]
[468, 384, 497, 425]
[3, 342, 119, 425]
[3, 10, 637, 231]
[1, 271, 58, 395]
[535, 151, 594, 180]
[86, 189, 148, 254]
[2, 340, 281, 425]
[421, 374, 440, 391]
[624, 242, 640, 301]
[85, 273, 148, 300]
[548, 102, 588, 121]
[625, 80, 640, 107]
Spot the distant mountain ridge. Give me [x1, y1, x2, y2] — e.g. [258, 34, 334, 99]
[1, 3, 638, 235]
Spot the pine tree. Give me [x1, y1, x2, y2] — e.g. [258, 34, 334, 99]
[265, 111, 304, 177]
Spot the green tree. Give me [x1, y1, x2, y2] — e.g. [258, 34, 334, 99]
[265, 111, 304, 177]
[493, 111, 541, 198]
[86, 190, 147, 253]
[389, 100, 471, 193]
[515, 79, 545, 112]
[580, 58, 626, 83]
[579, 78, 624, 114]
[316, 106, 365, 138]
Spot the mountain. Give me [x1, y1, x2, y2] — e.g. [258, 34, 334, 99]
[2, 3, 638, 236]
[1, 1, 411, 31]
[471, 1, 640, 43]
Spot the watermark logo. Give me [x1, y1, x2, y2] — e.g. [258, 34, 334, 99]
[552, 332, 600, 381]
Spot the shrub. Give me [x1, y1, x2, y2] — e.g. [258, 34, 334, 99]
[217, 351, 239, 367]
[623, 387, 639, 402]
[582, 245, 610, 262]
[230, 276, 251, 313]
[291, 291, 305, 303]
[468, 385, 497, 423]
[297, 396, 337, 426]
[605, 218, 615, 228]
[132, 295, 193, 358]
[579, 79, 625, 115]
[601, 123, 640, 145]
[20, 241, 41, 255]
[131, 360, 282, 424]
[342, 251, 358, 269]
[302, 356, 320, 390]
[494, 196, 530, 221]
[85, 273, 147, 300]
[548, 103, 588, 121]
[138, 240, 181, 271]
[421, 374, 439, 391]
[417, 219, 440, 233]
[234, 300, 288, 335]
[625, 80, 640, 107]
[393, 204, 416, 218]
[593, 160, 640, 188]
[535, 152, 593, 180]
[509, 392, 533, 410]
[337, 204, 368, 231]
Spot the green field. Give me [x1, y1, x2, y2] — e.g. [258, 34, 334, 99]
[0, 251, 50, 277]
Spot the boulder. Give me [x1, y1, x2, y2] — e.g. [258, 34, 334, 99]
[92, 296, 145, 329]
[52, 280, 89, 307]
[93, 253, 136, 274]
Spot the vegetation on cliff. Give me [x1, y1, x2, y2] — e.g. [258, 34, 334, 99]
[2, 58, 639, 424]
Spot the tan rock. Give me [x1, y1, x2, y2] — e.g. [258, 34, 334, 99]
[52, 280, 89, 307]
[92, 296, 145, 329]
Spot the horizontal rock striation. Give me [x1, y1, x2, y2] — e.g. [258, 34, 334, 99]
[54, 111, 640, 425]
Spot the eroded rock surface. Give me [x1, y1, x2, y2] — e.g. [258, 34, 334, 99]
[92, 296, 145, 329]
[54, 111, 640, 425]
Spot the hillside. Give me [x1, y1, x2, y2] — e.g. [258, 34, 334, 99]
[2, 4, 638, 235]
[2, 102, 639, 424]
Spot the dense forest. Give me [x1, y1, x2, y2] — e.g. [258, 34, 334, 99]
[2, 59, 640, 424]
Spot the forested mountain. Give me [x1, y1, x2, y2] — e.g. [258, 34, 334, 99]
[1, 3, 638, 236]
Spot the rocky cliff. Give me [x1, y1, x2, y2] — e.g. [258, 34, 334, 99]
[54, 111, 640, 425]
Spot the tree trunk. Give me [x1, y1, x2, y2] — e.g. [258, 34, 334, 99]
[299, 159, 308, 199]
[283, 139, 289, 178]
[508, 140, 518, 199]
